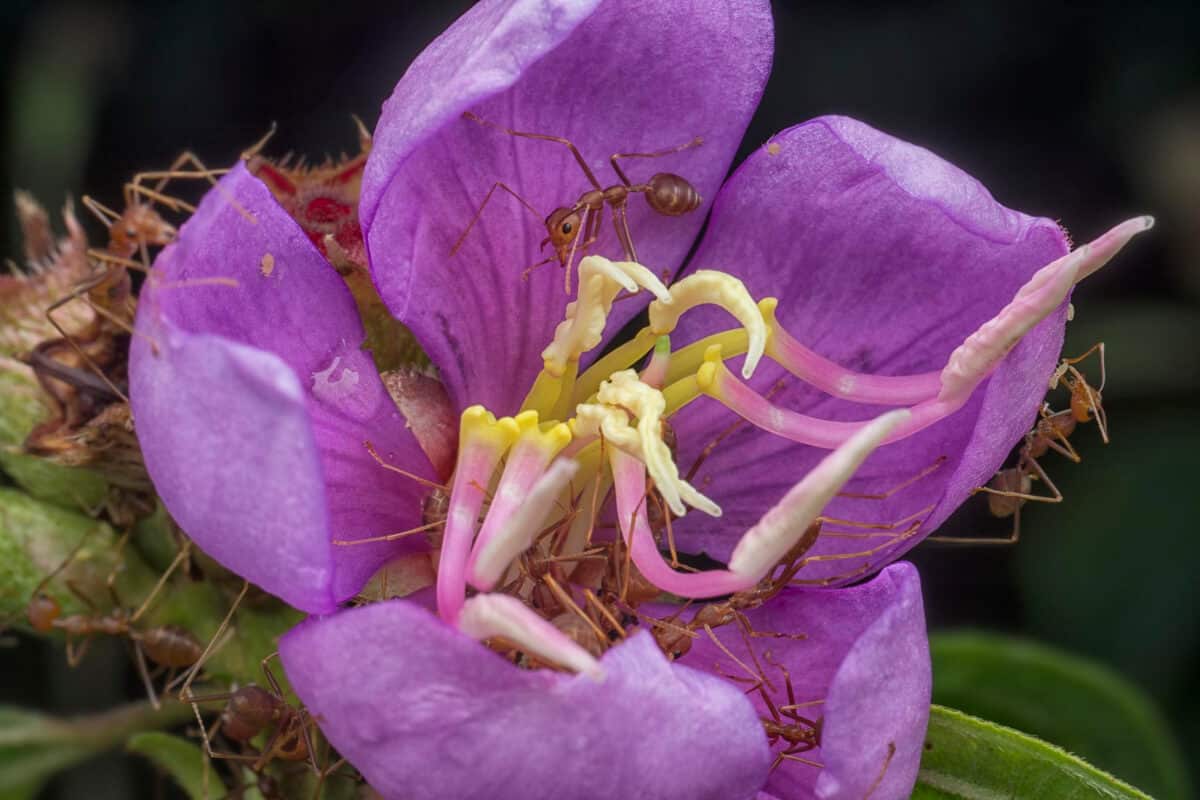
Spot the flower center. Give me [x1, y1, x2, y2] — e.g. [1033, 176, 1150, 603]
[374, 218, 1150, 681]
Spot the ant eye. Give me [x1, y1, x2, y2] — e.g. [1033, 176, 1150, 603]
[561, 222, 572, 234]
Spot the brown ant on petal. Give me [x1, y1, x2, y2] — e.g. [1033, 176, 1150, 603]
[452, 111, 703, 293]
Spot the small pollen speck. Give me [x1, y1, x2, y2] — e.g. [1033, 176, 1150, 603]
[766, 142, 781, 156]
[261, 252, 275, 277]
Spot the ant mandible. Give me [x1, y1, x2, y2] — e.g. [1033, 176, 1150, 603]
[451, 111, 703, 293]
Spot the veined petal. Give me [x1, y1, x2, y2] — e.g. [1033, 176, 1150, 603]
[130, 164, 435, 612]
[362, 0, 773, 415]
[669, 117, 1071, 575]
[675, 563, 929, 800]
[280, 601, 772, 800]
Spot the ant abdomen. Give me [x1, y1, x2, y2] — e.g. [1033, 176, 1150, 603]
[644, 173, 701, 216]
[140, 624, 204, 668]
[221, 685, 283, 741]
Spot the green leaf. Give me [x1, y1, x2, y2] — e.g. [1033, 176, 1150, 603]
[0, 701, 193, 799]
[913, 706, 1152, 799]
[127, 732, 225, 800]
[0, 488, 157, 626]
[931, 631, 1191, 799]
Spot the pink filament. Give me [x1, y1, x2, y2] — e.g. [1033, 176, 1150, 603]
[714, 361, 966, 449]
[770, 321, 942, 405]
[611, 449, 753, 598]
[436, 442, 502, 623]
[465, 442, 551, 589]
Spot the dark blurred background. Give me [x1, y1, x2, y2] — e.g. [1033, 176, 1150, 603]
[0, 1, 1197, 797]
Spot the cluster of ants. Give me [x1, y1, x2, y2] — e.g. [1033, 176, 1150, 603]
[17, 532, 350, 798]
[8, 144, 357, 797]
[929, 342, 1109, 546]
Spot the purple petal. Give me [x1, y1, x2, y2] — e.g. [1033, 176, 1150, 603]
[131, 164, 435, 612]
[676, 563, 930, 800]
[670, 117, 1068, 575]
[361, 0, 772, 415]
[280, 601, 772, 800]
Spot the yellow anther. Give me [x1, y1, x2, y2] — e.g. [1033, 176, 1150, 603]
[459, 405, 521, 454]
[647, 270, 766, 379]
[541, 256, 671, 376]
[506, 409, 573, 459]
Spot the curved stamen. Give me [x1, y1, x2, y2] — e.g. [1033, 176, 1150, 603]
[698, 346, 963, 448]
[608, 411, 904, 598]
[941, 216, 1153, 403]
[761, 298, 942, 405]
[467, 459, 579, 591]
[540, 255, 669, 378]
[648, 270, 766, 379]
[457, 593, 604, 681]
[728, 410, 910, 576]
[575, 370, 718, 517]
[437, 407, 520, 623]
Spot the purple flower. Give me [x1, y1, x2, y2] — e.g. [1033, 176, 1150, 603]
[128, 0, 1149, 797]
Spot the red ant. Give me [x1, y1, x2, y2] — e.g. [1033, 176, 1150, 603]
[24, 539, 202, 706]
[38, 153, 230, 405]
[452, 111, 703, 292]
[183, 653, 349, 799]
[932, 343, 1108, 545]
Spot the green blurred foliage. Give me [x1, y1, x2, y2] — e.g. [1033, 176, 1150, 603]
[931, 631, 1190, 799]
[0, 488, 156, 625]
[126, 733, 225, 800]
[913, 706, 1152, 799]
[1016, 402, 1200, 772]
[0, 702, 192, 800]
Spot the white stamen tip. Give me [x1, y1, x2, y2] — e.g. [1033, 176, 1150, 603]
[469, 460, 579, 589]
[458, 593, 605, 681]
[728, 409, 909, 579]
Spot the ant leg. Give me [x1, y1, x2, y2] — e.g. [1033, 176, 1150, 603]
[363, 441, 446, 490]
[242, 123, 278, 161]
[564, 205, 597, 296]
[132, 640, 162, 709]
[609, 136, 704, 186]
[450, 182, 544, 257]
[174, 581, 249, 699]
[612, 203, 638, 263]
[787, 519, 925, 585]
[973, 458, 1063, 505]
[462, 111, 603, 190]
[126, 151, 225, 210]
[130, 540, 193, 624]
[838, 455, 948, 500]
[81, 195, 121, 228]
[66, 634, 93, 667]
[928, 501, 1022, 546]
[863, 742, 897, 799]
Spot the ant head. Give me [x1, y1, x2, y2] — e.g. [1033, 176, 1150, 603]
[544, 206, 583, 264]
[273, 712, 311, 761]
[1069, 379, 1102, 423]
[111, 205, 175, 256]
[27, 593, 61, 633]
